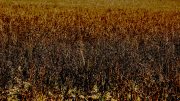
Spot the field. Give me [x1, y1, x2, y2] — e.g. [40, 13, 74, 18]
[0, 0, 180, 100]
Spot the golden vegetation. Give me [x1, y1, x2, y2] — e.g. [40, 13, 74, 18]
[0, 1, 180, 100]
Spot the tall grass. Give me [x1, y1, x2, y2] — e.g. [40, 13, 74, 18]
[0, 2, 180, 100]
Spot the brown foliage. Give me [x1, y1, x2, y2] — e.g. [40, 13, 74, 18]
[0, 2, 180, 100]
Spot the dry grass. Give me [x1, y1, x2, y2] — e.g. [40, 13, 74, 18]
[0, 1, 180, 101]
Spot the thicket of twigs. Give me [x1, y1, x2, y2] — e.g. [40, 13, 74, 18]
[0, 2, 180, 101]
